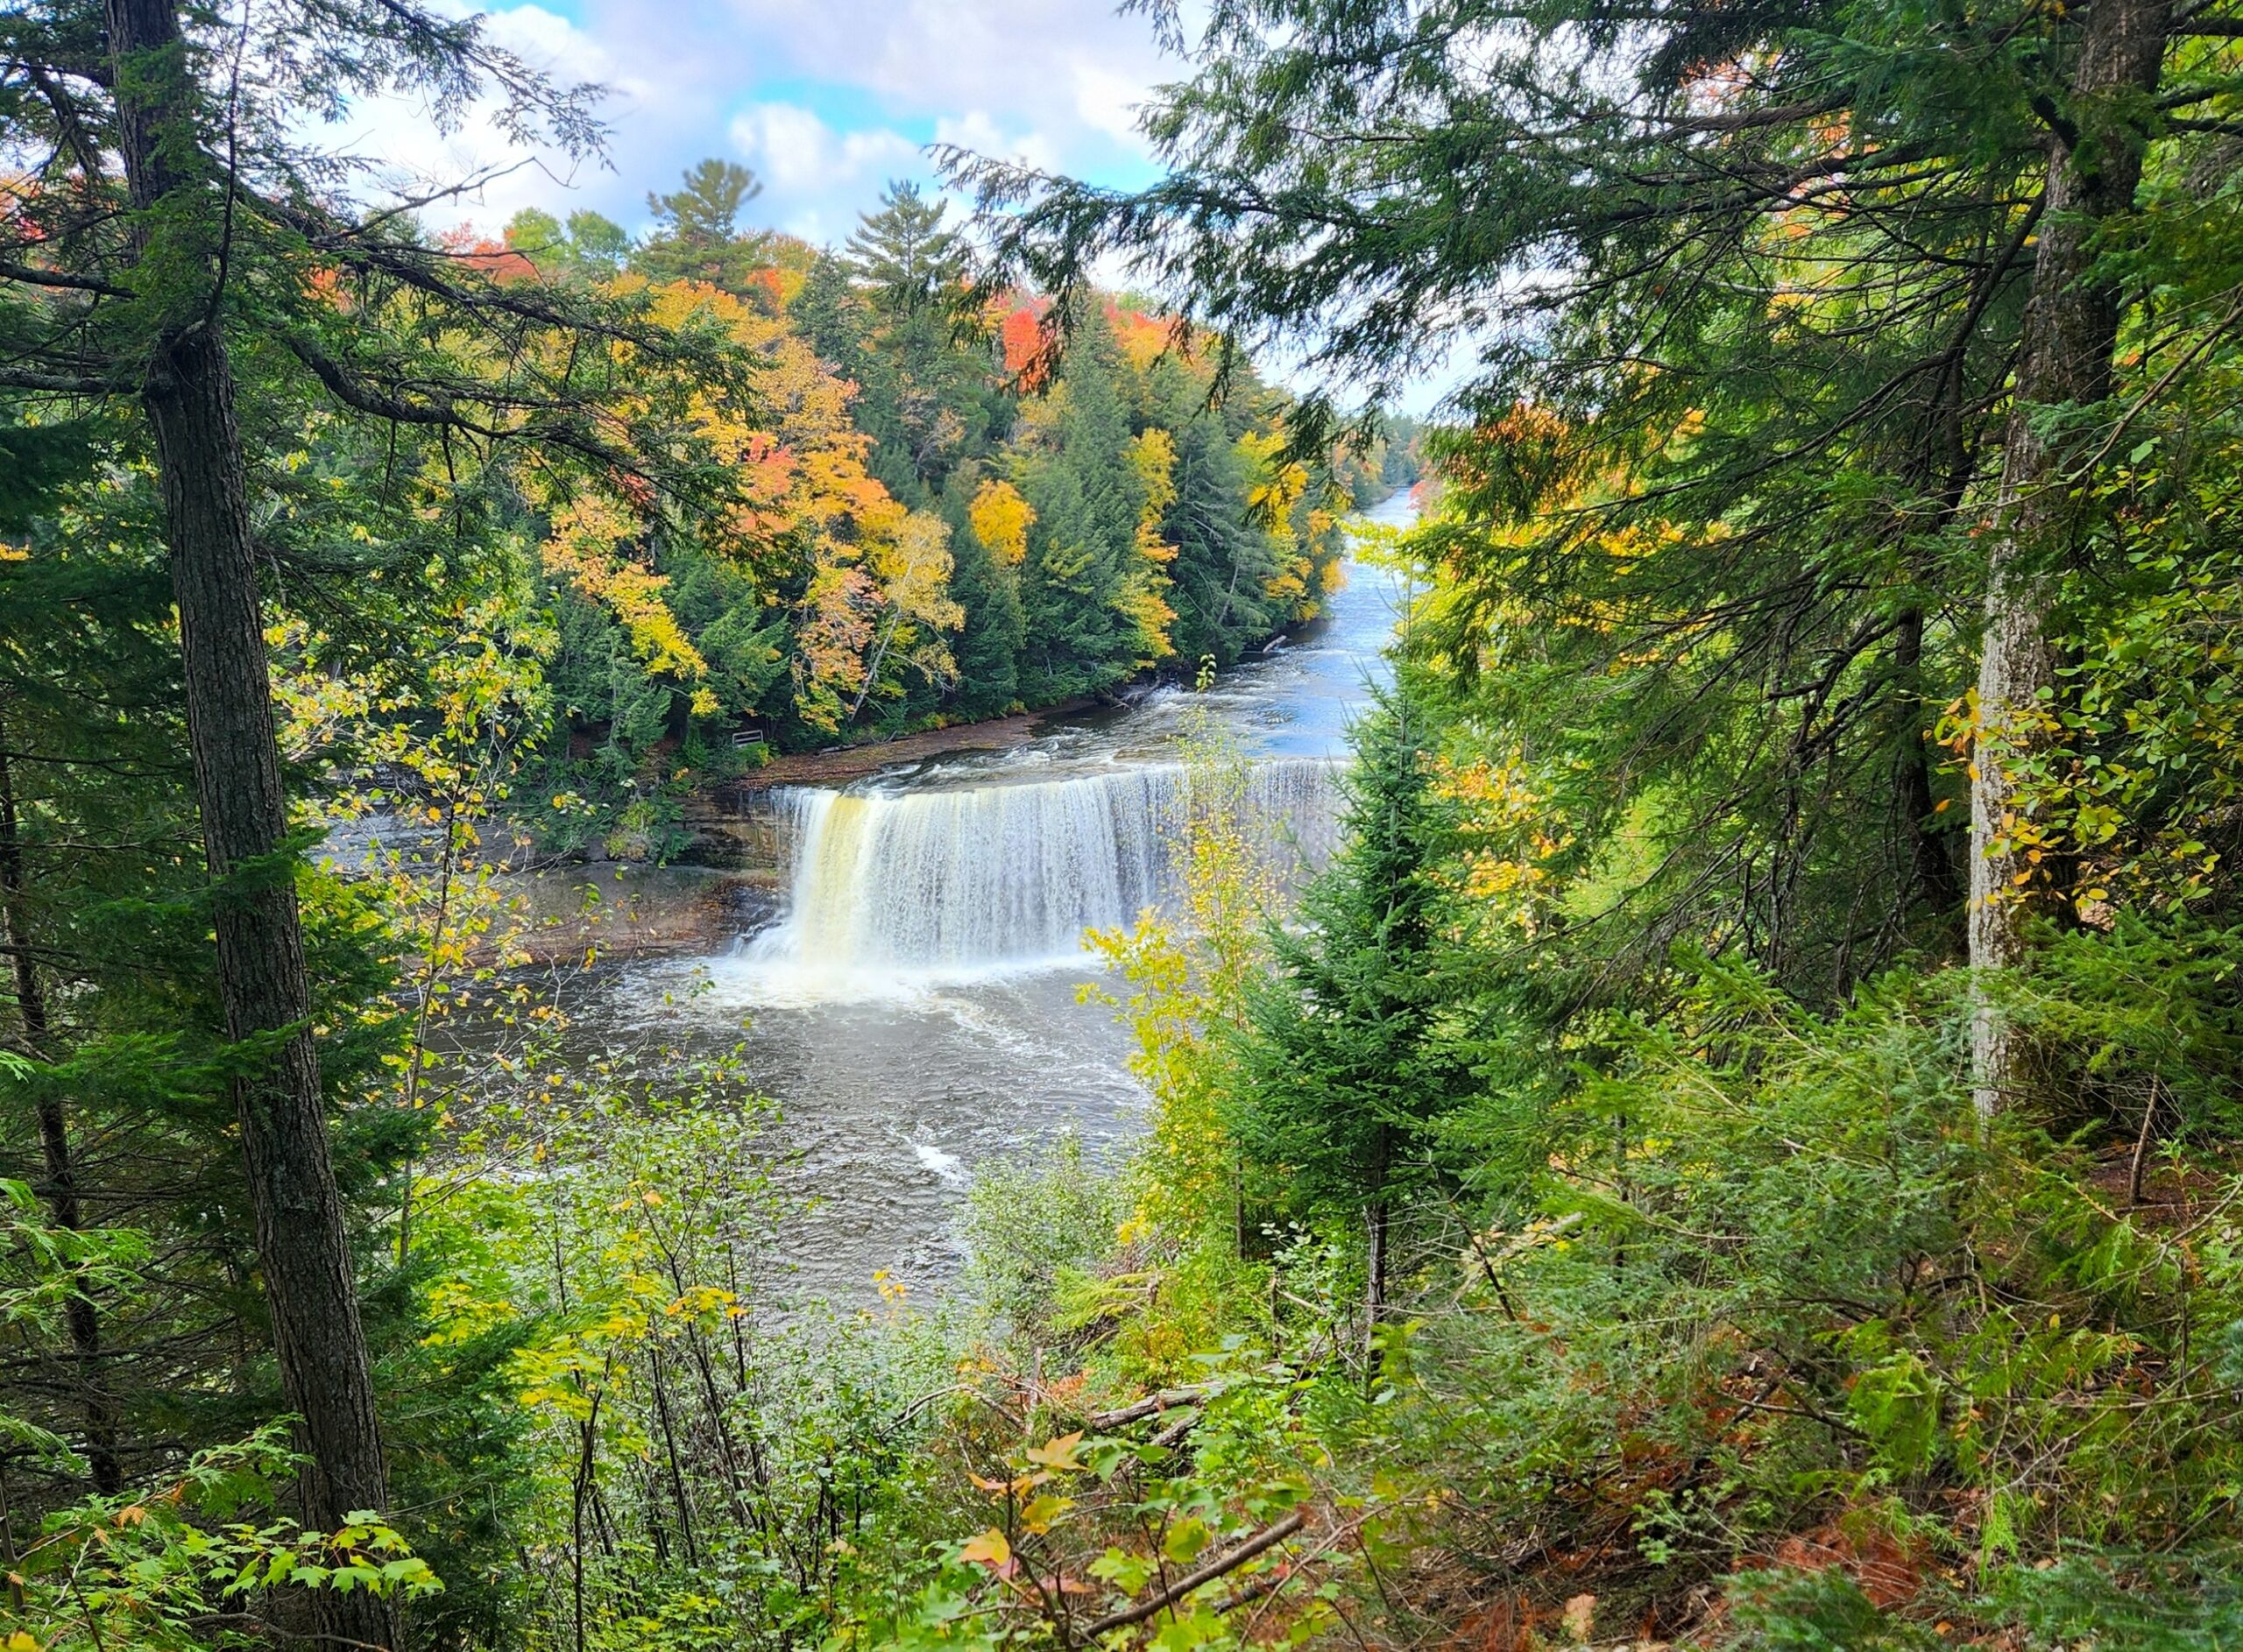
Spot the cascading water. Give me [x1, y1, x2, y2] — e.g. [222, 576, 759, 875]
[745, 759, 1340, 973]
[558, 494, 1409, 1293]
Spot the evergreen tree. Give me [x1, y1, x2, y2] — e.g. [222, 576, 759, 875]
[0, 424, 177, 1500]
[0, 10, 749, 1637]
[944, 487, 1025, 718]
[793, 251, 874, 382]
[1017, 315, 1145, 701]
[883, 307, 993, 500]
[845, 180, 968, 321]
[1146, 363, 1281, 665]
[956, 0, 2125, 1003]
[667, 542, 792, 726]
[536, 593, 685, 859]
[796, 250, 923, 499]
[636, 158, 772, 293]
[1230, 683, 1468, 1331]
[839, 187, 995, 501]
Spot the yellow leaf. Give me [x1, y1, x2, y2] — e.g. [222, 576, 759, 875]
[959, 1528, 1011, 1567]
[1024, 1431, 1086, 1470]
[967, 478, 1036, 567]
[1162, 1517, 1211, 1564]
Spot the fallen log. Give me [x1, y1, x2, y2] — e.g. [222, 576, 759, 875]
[1078, 1510, 1309, 1638]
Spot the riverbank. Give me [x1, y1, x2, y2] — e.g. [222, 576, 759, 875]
[712, 701, 1094, 795]
[680, 698, 1113, 868]
[473, 864, 777, 966]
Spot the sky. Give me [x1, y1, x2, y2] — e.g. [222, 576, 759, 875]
[335, 1, 1458, 413]
[343, 0, 1181, 248]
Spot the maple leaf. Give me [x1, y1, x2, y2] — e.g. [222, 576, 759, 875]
[959, 1528, 1011, 1568]
[1023, 1431, 1086, 1470]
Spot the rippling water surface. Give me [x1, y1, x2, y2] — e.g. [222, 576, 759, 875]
[547, 493, 1413, 1296]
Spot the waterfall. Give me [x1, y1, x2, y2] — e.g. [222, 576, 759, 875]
[745, 759, 1340, 972]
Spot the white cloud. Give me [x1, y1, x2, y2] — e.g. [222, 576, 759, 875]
[733, 105, 915, 195]
[304, 0, 1178, 242]
[712, 0, 1169, 131]
[930, 111, 1058, 176]
[728, 103, 918, 237]
[1068, 60, 1150, 148]
[312, 3, 719, 232]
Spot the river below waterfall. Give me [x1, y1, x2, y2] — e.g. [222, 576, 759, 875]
[546, 491, 1413, 1297]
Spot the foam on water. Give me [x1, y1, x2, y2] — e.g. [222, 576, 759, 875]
[910, 1141, 966, 1184]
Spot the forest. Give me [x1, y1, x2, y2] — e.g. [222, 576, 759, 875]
[491, 169, 1408, 859]
[4, 0, 2243, 1648]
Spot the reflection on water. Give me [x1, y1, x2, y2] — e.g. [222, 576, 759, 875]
[555, 493, 1412, 1297]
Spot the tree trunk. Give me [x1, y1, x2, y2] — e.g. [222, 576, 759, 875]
[1893, 608, 1962, 926]
[1363, 1128, 1390, 1380]
[104, 1, 393, 1638]
[0, 724, 123, 1494]
[1970, 0, 2169, 1117]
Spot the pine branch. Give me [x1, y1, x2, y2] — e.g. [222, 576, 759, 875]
[0, 260, 131, 298]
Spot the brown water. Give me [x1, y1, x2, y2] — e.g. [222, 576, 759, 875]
[548, 496, 1413, 1297]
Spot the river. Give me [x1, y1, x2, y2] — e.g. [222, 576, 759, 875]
[547, 491, 1413, 1296]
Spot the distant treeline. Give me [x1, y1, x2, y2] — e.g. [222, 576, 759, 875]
[495, 164, 1418, 856]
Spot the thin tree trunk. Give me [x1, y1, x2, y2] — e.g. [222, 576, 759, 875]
[1971, 0, 2169, 1117]
[104, 1, 393, 1638]
[1363, 1127, 1390, 1382]
[1363, 1199, 1390, 1380]
[1893, 609, 1963, 925]
[0, 724, 123, 1494]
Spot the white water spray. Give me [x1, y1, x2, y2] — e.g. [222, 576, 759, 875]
[746, 759, 1339, 972]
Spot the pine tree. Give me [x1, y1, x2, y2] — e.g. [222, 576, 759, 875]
[636, 159, 772, 293]
[845, 180, 968, 321]
[1967, 0, 2171, 1115]
[793, 251, 874, 381]
[945, 488, 1025, 718]
[1230, 684, 1468, 1338]
[1146, 363, 1281, 665]
[0, 9, 739, 1638]
[959, 0, 2190, 1003]
[0, 423, 166, 1499]
[1012, 311, 1148, 700]
[838, 187, 994, 501]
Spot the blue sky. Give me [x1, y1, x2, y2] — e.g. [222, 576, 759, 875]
[349, 0, 1179, 247]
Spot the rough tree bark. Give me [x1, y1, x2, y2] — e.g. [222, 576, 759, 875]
[103, 1, 393, 1638]
[0, 720, 123, 1494]
[1970, 0, 2170, 1118]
